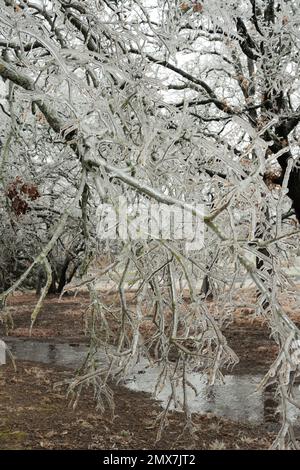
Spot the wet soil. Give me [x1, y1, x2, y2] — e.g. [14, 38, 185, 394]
[1, 289, 299, 449]
[0, 361, 274, 450]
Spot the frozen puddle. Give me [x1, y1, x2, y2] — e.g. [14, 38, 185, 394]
[4, 338, 300, 426]
[125, 371, 264, 424]
[6, 338, 97, 368]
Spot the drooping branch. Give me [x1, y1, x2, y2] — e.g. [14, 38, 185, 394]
[0, 60, 63, 134]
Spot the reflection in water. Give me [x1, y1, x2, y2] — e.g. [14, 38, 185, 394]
[126, 368, 264, 423]
[4, 338, 300, 426]
[7, 339, 89, 368]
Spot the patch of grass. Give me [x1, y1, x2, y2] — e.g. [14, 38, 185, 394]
[0, 430, 27, 446]
[37, 403, 61, 413]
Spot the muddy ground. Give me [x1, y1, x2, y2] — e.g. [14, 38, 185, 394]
[0, 289, 299, 449]
[0, 362, 274, 450]
[2, 290, 294, 375]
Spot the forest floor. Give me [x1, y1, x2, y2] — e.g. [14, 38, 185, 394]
[1, 288, 300, 449]
[0, 361, 274, 450]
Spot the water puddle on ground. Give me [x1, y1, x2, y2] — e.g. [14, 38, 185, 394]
[4, 338, 300, 426]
